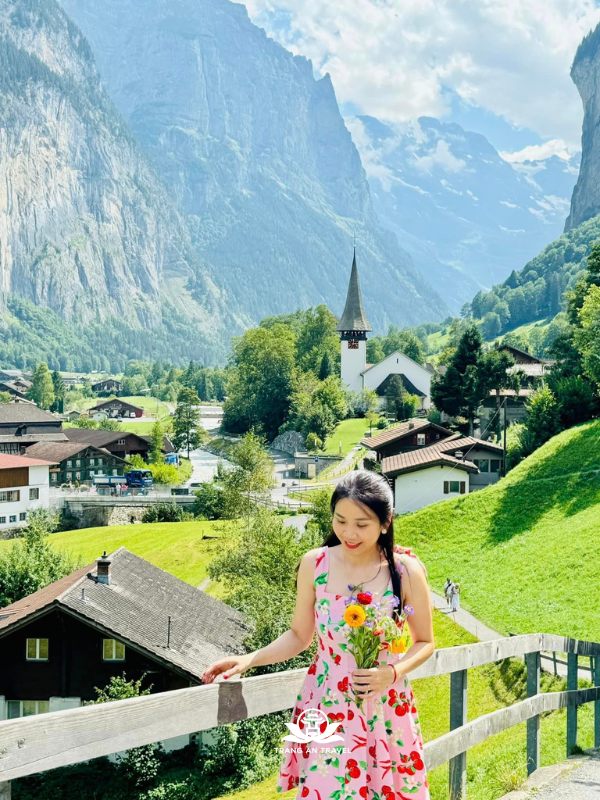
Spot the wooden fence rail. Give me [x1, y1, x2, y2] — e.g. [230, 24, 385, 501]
[1, 633, 599, 799]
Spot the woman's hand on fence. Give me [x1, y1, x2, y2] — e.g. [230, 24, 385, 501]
[201, 653, 255, 683]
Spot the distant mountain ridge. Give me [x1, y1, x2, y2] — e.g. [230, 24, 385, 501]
[59, 0, 449, 330]
[346, 115, 579, 312]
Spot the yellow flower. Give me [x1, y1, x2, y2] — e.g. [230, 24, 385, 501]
[344, 604, 367, 627]
[390, 637, 407, 653]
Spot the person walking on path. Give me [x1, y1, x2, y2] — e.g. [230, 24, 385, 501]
[202, 469, 435, 799]
[451, 582, 461, 613]
[444, 578, 454, 607]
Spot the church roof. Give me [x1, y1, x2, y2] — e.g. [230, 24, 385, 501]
[335, 250, 372, 332]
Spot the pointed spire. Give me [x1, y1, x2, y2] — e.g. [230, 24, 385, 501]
[336, 248, 372, 332]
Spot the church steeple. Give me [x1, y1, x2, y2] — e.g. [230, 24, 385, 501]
[336, 248, 372, 333]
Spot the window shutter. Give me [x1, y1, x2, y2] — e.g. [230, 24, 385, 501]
[443, 481, 449, 494]
[460, 482, 466, 494]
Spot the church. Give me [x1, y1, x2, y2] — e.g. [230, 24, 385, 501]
[336, 251, 432, 411]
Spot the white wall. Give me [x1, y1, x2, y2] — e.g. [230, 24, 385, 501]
[363, 351, 431, 409]
[341, 338, 366, 394]
[0, 464, 50, 530]
[394, 466, 470, 514]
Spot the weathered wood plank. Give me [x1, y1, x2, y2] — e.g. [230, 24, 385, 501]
[525, 651, 540, 774]
[449, 669, 467, 800]
[424, 685, 600, 773]
[567, 652, 578, 756]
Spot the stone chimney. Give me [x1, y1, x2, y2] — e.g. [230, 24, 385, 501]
[96, 551, 112, 585]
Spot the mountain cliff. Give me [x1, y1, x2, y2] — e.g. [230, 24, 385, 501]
[565, 23, 600, 231]
[59, 0, 449, 329]
[347, 116, 579, 311]
[0, 0, 229, 365]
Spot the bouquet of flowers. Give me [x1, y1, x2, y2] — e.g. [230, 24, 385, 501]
[342, 586, 414, 711]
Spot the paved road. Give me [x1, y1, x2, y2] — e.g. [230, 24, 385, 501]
[524, 750, 600, 800]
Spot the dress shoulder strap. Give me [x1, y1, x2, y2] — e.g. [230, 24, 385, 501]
[393, 545, 428, 580]
[314, 545, 329, 593]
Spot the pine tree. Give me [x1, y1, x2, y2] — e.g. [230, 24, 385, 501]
[149, 420, 164, 464]
[27, 363, 55, 409]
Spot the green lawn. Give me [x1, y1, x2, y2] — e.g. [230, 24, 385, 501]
[0, 521, 229, 587]
[396, 419, 600, 642]
[323, 419, 375, 456]
[119, 395, 172, 418]
[120, 417, 173, 436]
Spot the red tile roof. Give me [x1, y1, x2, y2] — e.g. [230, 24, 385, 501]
[0, 453, 57, 468]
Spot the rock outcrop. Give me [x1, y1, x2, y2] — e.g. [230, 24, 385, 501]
[60, 0, 449, 328]
[565, 24, 600, 231]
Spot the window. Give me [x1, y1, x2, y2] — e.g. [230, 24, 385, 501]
[491, 459, 501, 473]
[9, 515, 16, 523]
[67, 472, 72, 480]
[76, 459, 81, 467]
[89, 458, 95, 467]
[435, 433, 440, 440]
[51, 473, 58, 482]
[0, 517, 5, 524]
[66, 460, 72, 467]
[444, 481, 466, 495]
[103, 639, 125, 661]
[98, 458, 103, 466]
[0, 491, 20, 502]
[112, 469, 118, 476]
[417, 433, 426, 446]
[29, 488, 39, 501]
[7, 700, 49, 718]
[26, 638, 49, 661]
[75, 472, 81, 480]
[478, 459, 490, 473]
[19, 513, 26, 521]
[117, 439, 126, 446]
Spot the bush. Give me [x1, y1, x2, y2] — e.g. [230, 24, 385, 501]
[142, 503, 185, 523]
[193, 484, 226, 520]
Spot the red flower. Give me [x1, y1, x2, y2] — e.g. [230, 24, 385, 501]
[357, 591, 373, 605]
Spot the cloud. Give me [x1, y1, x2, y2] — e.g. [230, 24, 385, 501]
[244, 0, 600, 147]
[415, 140, 466, 174]
[500, 139, 574, 162]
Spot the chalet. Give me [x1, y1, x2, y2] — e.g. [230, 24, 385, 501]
[91, 378, 123, 395]
[337, 252, 431, 409]
[361, 419, 454, 461]
[93, 399, 143, 419]
[0, 453, 56, 532]
[0, 548, 252, 751]
[0, 379, 31, 400]
[382, 435, 504, 514]
[0, 404, 67, 455]
[64, 428, 175, 460]
[24, 442, 127, 486]
[0, 369, 27, 383]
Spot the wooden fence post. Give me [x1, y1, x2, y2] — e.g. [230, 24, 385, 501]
[567, 652, 578, 757]
[594, 655, 600, 749]
[0, 782, 11, 800]
[525, 651, 540, 774]
[449, 669, 468, 800]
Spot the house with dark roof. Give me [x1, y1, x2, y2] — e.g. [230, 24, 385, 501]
[24, 441, 127, 486]
[91, 378, 123, 396]
[0, 379, 31, 400]
[336, 252, 431, 409]
[93, 398, 143, 419]
[382, 435, 504, 513]
[0, 548, 253, 750]
[64, 429, 174, 460]
[0, 404, 67, 455]
[361, 419, 454, 461]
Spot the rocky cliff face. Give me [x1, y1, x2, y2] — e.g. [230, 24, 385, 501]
[0, 0, 228, 361]
[565, 24, 600, 231]
[348, 115, 579, 311]
[59, 0, 449, 328]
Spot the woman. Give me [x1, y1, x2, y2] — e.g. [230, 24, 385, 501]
[202, 470, 434, 798]
[451, 582, 461, 613]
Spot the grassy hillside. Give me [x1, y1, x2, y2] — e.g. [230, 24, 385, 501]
[396, 419, 600, 640]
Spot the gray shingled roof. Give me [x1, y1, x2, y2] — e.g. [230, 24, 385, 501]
[335, 250, 372, 332]
[0, 433, 68, 444]
[25, 441, 125, 463]
[0, 404, 61, 424]
[0, 548, 253, 682]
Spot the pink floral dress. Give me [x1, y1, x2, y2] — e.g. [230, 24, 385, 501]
[276, 545, 430, 800]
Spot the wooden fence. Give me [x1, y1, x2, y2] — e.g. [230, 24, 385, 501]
[1, 633, 599, 799]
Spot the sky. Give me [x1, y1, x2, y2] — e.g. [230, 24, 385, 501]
[243, 0, 600, 158]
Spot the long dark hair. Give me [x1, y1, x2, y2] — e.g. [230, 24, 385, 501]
[306, 469, 403, 622]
